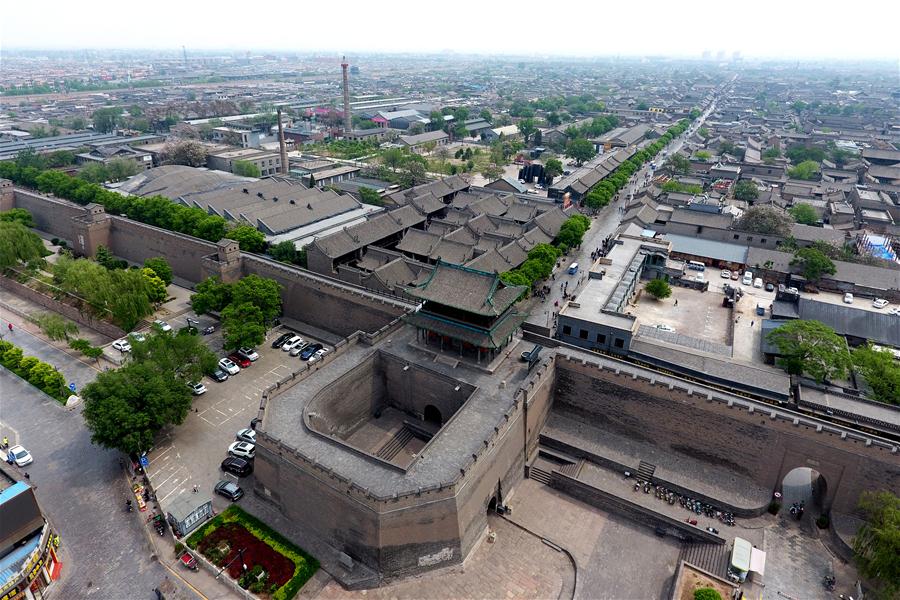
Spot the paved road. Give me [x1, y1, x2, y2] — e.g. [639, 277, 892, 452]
[0, 355, 197, 599]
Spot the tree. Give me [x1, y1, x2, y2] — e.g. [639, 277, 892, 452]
[765, 320, 851, 383]
[222, 302, 267, 351]
[479, 109, 492, 122]
[546, 112, 561, 127]
[694, 150, 712, 162]
[543, 158, 563, 180]
[381, 148, 406, 172]
[78, 163, 111, 184]
[788, 160, 820, 181]
[694, 589, 722, 600]
[665, 154, 692, 176]
[164, 140, 208, 167]
[429, 110, 444, 132]
[852, 344, 900, 406]
[130, 326, 217, 384]
[565, 138, 595, 166]
[269, 240, 298, 264]
[697, 127, 710, 139]
[230, 274, 283, 324]
[762, 148, 781, 164]
[853, 491, 900, 599]
[0, 221, 48, 270]
[636, 102, 649, 111]
[141, 268, 168, 304]
[190, 277, 232, 315]
[518, 118, 537, 145]
[92, 107, 122, 133]
[791, 247, 836, 283]
[400, 161, 427, 187]
[734, 206, 794, 237]
[29, 313, 78, 341]
[0, 208, 35, 228]
[358, 187, 384, 206]
[480, 164, 504, 181]
[225, 224, 266, 253]
[143, 257, 173, 285]
[789, 202, 818, 225]
[644, 279, 672, 300]
[554, 214, 591, 250]
[733, 181, 759, 202]
[232, 160, 261, 178]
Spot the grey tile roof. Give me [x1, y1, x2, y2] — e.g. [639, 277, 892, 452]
[405, 261, 525, 316]
[796, 298, 900, 347]
[312, 205, 425, 258]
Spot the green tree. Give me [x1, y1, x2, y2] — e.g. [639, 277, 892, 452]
[479, 109, 492, 122]
[92, 107, 122, 133]
[852, 344, 900, 406]
[765, 320, 851, 382]
[694, 589, 722, 600]
[164, 140, 208, 167]
[697, 127, 710, 139]
[78, 163, 111, 184]
[381, 148, 406, 172]
[143, 257, 173, 285]
[269, 240, 298, 264]
[222, 302, 267, 351]
[0, 208, 35, 228]
[546, 112, 561, 127]
[853, 491, 900, 599]
[45, 150, 76, 167]
[543, 158, 563, 180]
[400, 161, 427, 187]
[635, 102, 649, 111]
[791, 247, 836, 283]
[762, 148, 781, 164]
[230, 274, 282, 324]
[694, 150, 711, 162]
[0, 221, 48, 270]
[29, 313, 78, 341]
[225, 224, 266, 253]
[480, 163, 504, 181]
[190, 277, 232, 315]
[788, 160, 820, 181]
[644, 278, 672, 300]
[130, 326, 217, 383]
[554, 214, 591, 250]
[734, 206, 794, 237]
[358, 187, 384, 206]
[518, 118, 537, 145]
[789, 203, 818, 225]
[733, 181, 759, 202]
[232, 160, 261, 178]
[141, 268, 168, 304]
[565, 138, 595, 166]
[665, 155, 692, 175]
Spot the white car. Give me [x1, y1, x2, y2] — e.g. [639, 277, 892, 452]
[188, 382, 207, 396]
[8, 445, 32, 467]
[237, 347, 259, 362]
[289, 342, 309, 357]
[720, 270, 731, 279]
[872, 298, 889, 309]
[228, 441, 255, 460]
[753, 278, 763, 289]
[112, 339, 131, 353]
[888, 307, 900, 316]
[236, 428, 257, 444]
[843, 293, 854, 304]
[153, 319, 172, 332]
[281, 335, 303, 352]
[307, 348, 329, 363]
[218, 357, 240, 375]
[655, 324, 676, 333]
[129, 332, 146, 343]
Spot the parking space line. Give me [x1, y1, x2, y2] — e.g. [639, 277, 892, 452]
[153, 464, 188, 489]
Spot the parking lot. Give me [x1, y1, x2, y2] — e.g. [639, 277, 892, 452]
[144, 320, 332, 514]
[633, 285, 734, 346]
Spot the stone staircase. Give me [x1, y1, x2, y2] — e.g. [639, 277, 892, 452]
[557, 458, 584, 479]
[528, 465, 552, 485]
[637, 460, 656, 483]
[679, 542, 730, 578]
[375, 427, 414, 461]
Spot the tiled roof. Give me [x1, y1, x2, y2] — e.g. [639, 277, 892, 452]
[405, 261, 525, 316]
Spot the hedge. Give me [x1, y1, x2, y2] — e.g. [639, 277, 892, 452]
[186, 505, 319, 600]
[0, 339, 68, 402]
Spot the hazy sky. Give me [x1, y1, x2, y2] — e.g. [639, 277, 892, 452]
[2, 0, 898, 60]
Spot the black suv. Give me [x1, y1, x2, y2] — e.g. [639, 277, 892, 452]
[271, 332, 293, 348]
[221, 456, 253, 477]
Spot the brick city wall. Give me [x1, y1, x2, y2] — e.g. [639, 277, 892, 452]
[379, 352, 476, 421]
[13, 189, 84, 239]
[307, 352, 384, 439]
[554, 357, 900, 514]
[108, 218, 217, 283]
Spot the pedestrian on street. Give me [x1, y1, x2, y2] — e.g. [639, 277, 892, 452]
[23, 472, 29, 480]
[750, 320, 754, 327]
[192, 484, 199, 493]
[7, 323, 12, 333]
[674, 299, 678, 306]
[2, 437, 7, 449]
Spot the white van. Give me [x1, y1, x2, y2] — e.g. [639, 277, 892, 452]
[742, 271, 753, 286]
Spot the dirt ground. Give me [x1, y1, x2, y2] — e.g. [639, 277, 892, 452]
[633, 285, 733, 345]
[677, 566, 735, 600]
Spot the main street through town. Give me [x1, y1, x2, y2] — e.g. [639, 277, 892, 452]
[0, 325, 197, 600]
[525, 97, 718, 332]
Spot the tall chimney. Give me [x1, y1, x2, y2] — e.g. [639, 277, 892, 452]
[277, 107, 288, 176]
[341, 56, 351, 135]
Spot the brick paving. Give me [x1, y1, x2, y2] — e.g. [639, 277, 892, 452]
[312, 516, 572, 600]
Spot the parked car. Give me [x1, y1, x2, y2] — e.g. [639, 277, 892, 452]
[742, 271, 753, 286]
[300, 343, 324, 360]
[153, 319, 172, 332]
[128, 332, 146, 343]
[289, 342, 309, 357]
[221, 456, 253, 477]
[872, 298, 889, 309]
[228, 354, 251, 369]
[843, 293, 854, 304]
[210, 368, 229, 382]
[765, 282, 775, 292]
[188, 382, 207, 396]
[655, 324, 676, 332]
[730, 271, 739, 281]
[720, 270, 731, 279]
[214, 480, 244, 501]
[237, 347, 259, 362]
[236, 428, 257, 444]
[271, 332, 293, 349]
[228, 442, 255, 459]
[753, 278, 763, 289]
[888, 307, 900, 316]
[307, 348, 329, 363]
[112, 339, 131, 353]
[218, 357, 240, 375]
[281, 335, 303, 352]
[8, 445, 33, 467]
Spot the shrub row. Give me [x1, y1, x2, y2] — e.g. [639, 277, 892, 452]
[0, 339, 68, 402]
[186, 505, 319, 600]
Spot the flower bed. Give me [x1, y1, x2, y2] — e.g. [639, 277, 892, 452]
[185, 506, 318, 600]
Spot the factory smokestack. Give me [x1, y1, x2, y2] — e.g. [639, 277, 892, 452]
[341, 56, 351, 135]
[277, 107, 288, 176]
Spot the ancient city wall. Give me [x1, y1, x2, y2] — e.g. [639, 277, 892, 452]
[13, 189, 83, 239]
[108, 218, 216, 283]
[554, 356, 900, 514]
[307, 353, 384, 439]
[379, 352, 476, 421]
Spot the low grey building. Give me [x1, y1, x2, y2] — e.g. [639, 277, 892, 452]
[165, 494, 212, 537]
